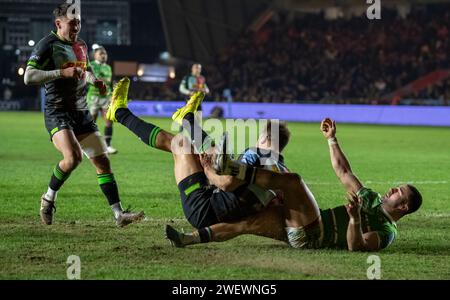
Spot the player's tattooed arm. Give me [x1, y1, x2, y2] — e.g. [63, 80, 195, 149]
[321, 118, 363, 195]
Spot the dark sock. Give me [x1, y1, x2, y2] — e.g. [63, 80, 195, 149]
[183, 112, 214, 153]
[104, 126, 113, 147]
[116, 108, 162, 148]
[49, 163, 71, 191]
[198, 227, 213, 243]
[97, 173, 120, 206]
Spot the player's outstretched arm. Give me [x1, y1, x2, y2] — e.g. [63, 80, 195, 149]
[321, 118, 363, 195]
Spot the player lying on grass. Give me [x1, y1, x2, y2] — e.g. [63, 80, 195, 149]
[106, 78, 288, 234]
[166, 119, 423, 251]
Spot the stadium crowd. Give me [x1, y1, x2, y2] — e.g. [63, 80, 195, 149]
[210, 7, 449, 103]
[141, 6, 449, 104]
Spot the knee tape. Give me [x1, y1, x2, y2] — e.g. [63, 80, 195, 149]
[79, 131, 107, 159]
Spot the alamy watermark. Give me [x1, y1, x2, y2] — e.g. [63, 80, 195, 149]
[366, 255, 381, 279]
[367, 0, 382, 20]
[67, 255, 81, 280]
[66, 0, 81, 20]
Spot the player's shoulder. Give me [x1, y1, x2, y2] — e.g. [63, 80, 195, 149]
[35, 32, 58, 47]
[357, 186, 381, 199]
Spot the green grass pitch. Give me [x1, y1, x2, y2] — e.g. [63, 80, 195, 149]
[0, 111, 449, 279]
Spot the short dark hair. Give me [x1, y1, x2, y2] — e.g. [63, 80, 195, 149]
[53, 3, 71, 19]
[264, 121, 291, 152]
[406, 184, 422, 215]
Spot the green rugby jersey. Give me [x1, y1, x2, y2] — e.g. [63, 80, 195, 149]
[27, 31, 91, 111]
[320, 187, 397, 250]
[87, 61, 112, 97]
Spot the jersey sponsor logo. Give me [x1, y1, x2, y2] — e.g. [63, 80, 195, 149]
[61, 61, 87, 70]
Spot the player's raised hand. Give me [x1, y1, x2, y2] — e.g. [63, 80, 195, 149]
[320, 118, 336, 139]
[61, 66, 84, 80]
[94, 79, 107, 95]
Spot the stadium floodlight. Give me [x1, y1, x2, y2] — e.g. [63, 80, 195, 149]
[137, 68, 144, 77]
[159, 51, 170, 61]
[18, 67, 25, 76]
[28, 40, 35, 47]
[169, 67, 176, 79]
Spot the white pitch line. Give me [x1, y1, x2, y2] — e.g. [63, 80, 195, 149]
[307, 180, 448, 185]
[422, 213, 450, 218]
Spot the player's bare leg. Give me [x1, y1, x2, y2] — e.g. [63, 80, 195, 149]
[40, 129, 83, 225]
[166, 206, 287, 247]
[172, 136, 204, 184]
[102, 109, 118, 155]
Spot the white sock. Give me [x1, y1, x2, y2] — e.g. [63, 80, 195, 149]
[45, 187, 57, 202]
[111, 202, 123, 219]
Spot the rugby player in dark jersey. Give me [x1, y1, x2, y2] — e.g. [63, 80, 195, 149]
[24, 3, 144, 226]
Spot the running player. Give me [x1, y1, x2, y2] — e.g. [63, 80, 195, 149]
[166, 119, 423, 251]
[86, 46, 117, 154]
[24, 2, 144, 226]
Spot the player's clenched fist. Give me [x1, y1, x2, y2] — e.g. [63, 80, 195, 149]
[321, 118, 336, 139]
[61, 66, 84, 80]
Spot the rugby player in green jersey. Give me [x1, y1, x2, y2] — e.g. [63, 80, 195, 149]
[24, 2, 144, 226]
[87, 46, 117, 154]
[167, 118, 423, 251]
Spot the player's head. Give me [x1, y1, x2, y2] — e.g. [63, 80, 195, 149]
[257, 120, 291, 153]
[94, 47, 108, 63]
[382, 184, 422, 217]
[53, 2, 81, 42]
[191, 64, 202, 76]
